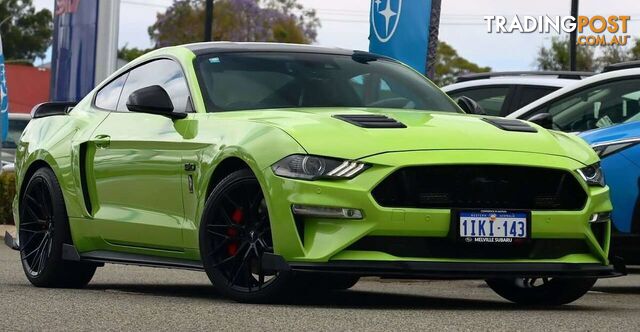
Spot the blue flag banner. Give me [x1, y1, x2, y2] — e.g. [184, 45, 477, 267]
[0, 52, 7, 142]
[50, 0, 99, 102]
[369, 0, 432, 74]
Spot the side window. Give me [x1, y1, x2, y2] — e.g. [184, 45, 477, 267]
[448, 86, 510, 116]
[95, 73, 128, 110]
[514, 86, 558, 110]
[116, 59, 191, 113]
[546, 78, 640, 132]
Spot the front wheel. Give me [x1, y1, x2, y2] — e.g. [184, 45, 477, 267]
[200, 169, 292, 303]
[486, 277, 597, 305]
[19, 167, 96, 288]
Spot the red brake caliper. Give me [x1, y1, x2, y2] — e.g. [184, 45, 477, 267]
[227, 208, 243, 256]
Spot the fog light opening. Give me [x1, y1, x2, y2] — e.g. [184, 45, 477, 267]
[291, 204, 363, 219]
[589, 212, 611, 224]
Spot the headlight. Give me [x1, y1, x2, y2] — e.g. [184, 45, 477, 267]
[576, 163, 605, 187]
[272, 154, 369, 180]
[591, 138, 640, 158]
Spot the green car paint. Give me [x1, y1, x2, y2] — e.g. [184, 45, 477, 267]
[13, 43, 612, 272]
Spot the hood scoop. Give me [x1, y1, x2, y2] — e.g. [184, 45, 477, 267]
[482, 118, 537, 133]
[333, 114, 406, 128]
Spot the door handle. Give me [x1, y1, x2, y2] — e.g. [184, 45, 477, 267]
[92, 134, 111, 149]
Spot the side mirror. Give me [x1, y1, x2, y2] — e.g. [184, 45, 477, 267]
[126, 85, 186, 119]
[527, 112, 554, 129]
[456, 96, 486, 115]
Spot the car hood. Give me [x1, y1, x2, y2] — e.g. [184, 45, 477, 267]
[580, 122, 640, 145]
[243, 108, 597, 164]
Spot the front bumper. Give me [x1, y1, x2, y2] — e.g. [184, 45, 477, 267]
[262, 253, 625, 279]
[263, 150, 613, 269]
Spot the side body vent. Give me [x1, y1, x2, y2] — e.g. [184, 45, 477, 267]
[482, 118, 537, 133]
[333, 114, 406, 128]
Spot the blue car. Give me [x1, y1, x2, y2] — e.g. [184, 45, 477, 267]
[581, 122, 640, 263]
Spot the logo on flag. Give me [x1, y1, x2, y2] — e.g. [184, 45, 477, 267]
[370, 0, 403, 43]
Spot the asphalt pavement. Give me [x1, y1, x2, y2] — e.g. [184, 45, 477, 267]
[1, 244, 639, 331]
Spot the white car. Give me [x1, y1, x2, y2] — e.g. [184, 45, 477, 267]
[508, 66, 640, 132]
[442, 71, 590, 116]
[1, 112, 31, 163]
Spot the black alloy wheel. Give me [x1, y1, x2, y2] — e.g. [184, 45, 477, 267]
[19, 167, 96, 288]
[486, 277, 597, 305]
[201, 169, 291, 302]
[20, 176, 55, 277]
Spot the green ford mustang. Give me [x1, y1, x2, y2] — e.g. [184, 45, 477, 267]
[5, 43, 623, 304]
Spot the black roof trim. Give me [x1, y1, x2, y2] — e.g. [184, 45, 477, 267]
[456, 71, 593, 83]
[185, 42, 359, 56]
[482, 117, 537, 133]
[602, 60, 640, 73]
[333, 114, 406, 129]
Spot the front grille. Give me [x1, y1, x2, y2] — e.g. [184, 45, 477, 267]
[347, 236, 590, 260]
[372, 165, 586, 210]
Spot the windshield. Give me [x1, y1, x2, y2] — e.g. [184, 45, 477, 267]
[545, 78, 640, 132]
[195, 52, 460, 113]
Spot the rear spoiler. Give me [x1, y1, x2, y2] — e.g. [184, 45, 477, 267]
[30, 101, 78, 119]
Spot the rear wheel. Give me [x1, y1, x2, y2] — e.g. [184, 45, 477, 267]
[200, 169, 292, 303]
[19, 167, 96, 288]
[486, 277, 597, 305]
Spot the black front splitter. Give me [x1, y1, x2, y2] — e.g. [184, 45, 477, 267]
[262, 253, 625, 279]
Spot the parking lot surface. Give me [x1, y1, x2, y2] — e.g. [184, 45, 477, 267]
[1, 245, 639, 331]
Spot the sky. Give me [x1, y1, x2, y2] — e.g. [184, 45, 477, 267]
[31, 0, 640, 71]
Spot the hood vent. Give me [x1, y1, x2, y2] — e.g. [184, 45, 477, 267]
[482, 118, 537, 133]
[333, 114, 406, 128]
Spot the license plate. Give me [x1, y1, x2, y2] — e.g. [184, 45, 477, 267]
[458, 210, 528, 243]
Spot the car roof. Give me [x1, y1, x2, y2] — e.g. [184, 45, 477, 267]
[8, 113, 31, 120]
[442, 76, 576, 92]
[183, 41, 358, 56]
[507, 67, 640, 119]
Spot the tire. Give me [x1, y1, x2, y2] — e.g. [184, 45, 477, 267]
[295, 273, 360, 291]
[200, 169, 292, 303]
[19, 167, 97, 288]
[486, 277, 597, 305]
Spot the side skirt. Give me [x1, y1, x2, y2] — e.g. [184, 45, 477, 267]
[63, 244, 203, 271]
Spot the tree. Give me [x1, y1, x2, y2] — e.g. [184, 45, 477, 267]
[628, 39, 640, 60]
[432, 41, 491, 86]
[535, 37, 594, 71]
[148, 0, 320, 48]
[595, 46, 630, 71]
[117, 45, 151, 62]
[0, 0, 53, 62]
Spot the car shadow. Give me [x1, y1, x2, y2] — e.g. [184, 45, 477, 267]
[625, 266, 640, 273]
[87, 283, 219, 299]
[592, 286, 640, 295]
[85, 283, 605, 311]
[288, 288, 609, 311]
